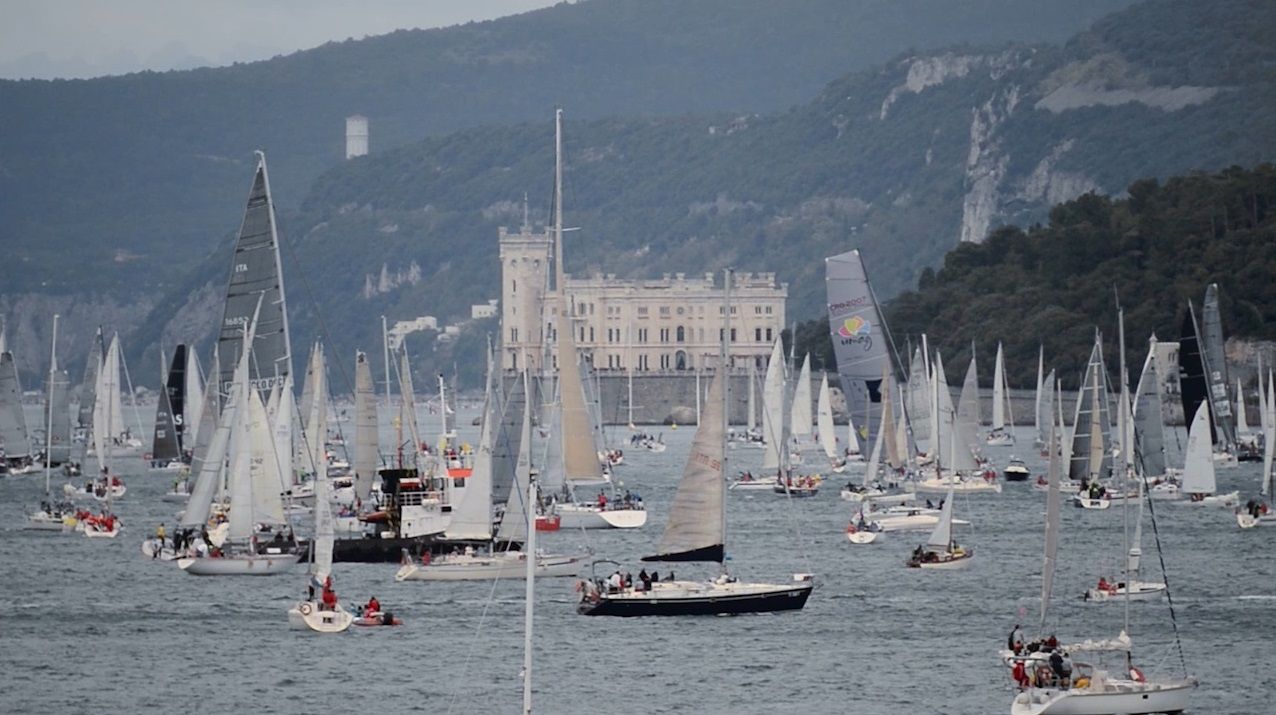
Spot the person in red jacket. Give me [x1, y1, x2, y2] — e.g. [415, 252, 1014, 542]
[366, 596, 381, 614]
[321, 576, 338, 611]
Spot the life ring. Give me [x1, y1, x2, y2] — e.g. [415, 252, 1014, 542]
[300, 603, 313, 616]
[1129, 666, 1145, 683]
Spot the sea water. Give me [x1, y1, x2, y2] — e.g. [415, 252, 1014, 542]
[2, 405, 1273, 714]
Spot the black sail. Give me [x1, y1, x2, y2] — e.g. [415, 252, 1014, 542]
[217, 153, 291, 403]
[1178, 306, 1213, 444]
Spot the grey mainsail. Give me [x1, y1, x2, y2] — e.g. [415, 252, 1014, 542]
[1068, 336, 1112, 481]
[78, 329, 104, 432]
[1133, 340, 1167, 479]
[1200, 284, 1236, 449]
[495, 371, 533, 544]
[0, 352, 31, 459]
[825, 250, 895, 448]
[906, 345, 931, 443]
[217, 152, 291, 400]
[47, 368, 72, 464]
[957, 349, 981, 453]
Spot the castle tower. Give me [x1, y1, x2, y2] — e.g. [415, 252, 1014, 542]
[499, 211, 552, 371]
[345, 115, 369, 159]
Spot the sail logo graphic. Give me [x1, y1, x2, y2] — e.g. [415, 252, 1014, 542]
[837, 315, 873, 352]
[838, 316, 871, 338]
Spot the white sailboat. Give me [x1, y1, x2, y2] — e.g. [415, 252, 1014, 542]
[396, 369, 585, 581]
[987, 342, 1015, 446]
[287, 458, 353, 632]
[25, 314, 77, 532]
[578, 269, 814, 617]
[905, 488, 973, 569]
[913, 353, 1001, 495]
[1073, 370, 1112, 511]
[544, 110, 643, 530]
[1007, 415, 1195, 715]
[1176, 402, 1239, 507]
[1237, 369, 1275, 528]
[816, 373, 847, 473]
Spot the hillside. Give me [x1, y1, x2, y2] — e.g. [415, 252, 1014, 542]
[122, 0, 1275, 390]
[884, 164, 1276, 388]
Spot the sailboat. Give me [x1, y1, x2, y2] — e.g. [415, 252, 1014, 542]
[842, 366, 895, 502]
[731, 338, 787, 491]
[816, 373, 847, 473]
[905, 488, 973, 569]
[166, 349, 218, 504]
[1132, 337, 1180, 502]
[177, 304, 299, 576]
[578, 269, 814, 617]
[66, 333, 128, 503]
[1073, 367, 1113, 511]
[1180, 298, 1237, 468]
[1175, 402, 1239, 507]
[987, 342, 1015, 446]
[913, 353, 1001, 495]
[1006, 414, 1195, 714]
[0, 344, 34, 474]
[25, 314, 78, 531]
[543, 110, 643, 530]
[149, 345, 188, 470]
[396, 369, 584, 581]
[287, 458, 353, 632]
[1237, 369, 1275, 527]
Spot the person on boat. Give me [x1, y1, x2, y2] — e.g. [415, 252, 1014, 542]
[650, 571, 659, 583]
[597, 491, 608, 510]
[321, 576, 338, 611]
[366, 596, 380, 614]
[1011, 659, 1030, 688]
[607, 571, 623, 593]
[1008, 624, 1025, 654]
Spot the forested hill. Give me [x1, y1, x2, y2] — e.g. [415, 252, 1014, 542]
[0, 0, 1128, 296]
[144, 0, 1273, 391]
[883, 164, 1276, 388]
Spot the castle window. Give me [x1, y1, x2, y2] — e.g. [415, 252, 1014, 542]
[676, 326, 685, 342]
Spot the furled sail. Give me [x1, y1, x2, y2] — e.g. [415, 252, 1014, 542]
[645, 368, 726, 563]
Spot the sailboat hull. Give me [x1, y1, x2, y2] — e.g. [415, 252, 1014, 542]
[1084, 580, 1166, 602]
[578, 579, 813, 617]
[557, 504, 647, 529]
[1010, 679, 1194, 715]
[395, 553, 585, 581]
[288, 602, 353, 632]
[177, 553, 299, 575]
[1173, 491, 1239, 508]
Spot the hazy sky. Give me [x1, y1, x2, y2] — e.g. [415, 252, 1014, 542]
[0, 0, 560, 80]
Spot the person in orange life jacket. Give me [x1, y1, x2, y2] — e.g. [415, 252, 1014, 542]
[366, 596, 380, 614]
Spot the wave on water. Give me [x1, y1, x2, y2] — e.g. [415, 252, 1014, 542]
[1235, 595, 1276, 601]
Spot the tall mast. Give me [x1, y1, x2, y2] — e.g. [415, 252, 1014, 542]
[381, 315, 391, 407]
[721, 268, 732, 574]
[521, 367, 535, 715]
[44, 314, 59, 496]
[1117, 302, 1131, 634]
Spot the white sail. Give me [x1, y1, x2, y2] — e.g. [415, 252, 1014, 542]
[894, 387, 910, 469]
[956, 353, 981, 456]
[397, 348, 422, 468]
[881, 367, 900, 469]
[227, 393, 255, 542]
[816, 374, 838, 462]
[185, 349, 204, 441]
[845, 407, 861, 456]
[1235, 378, 1249, 435]
[496, 370, 533, 544]
[1261, 370, 1274, 497]
[271, 374, 294, 486]
[302, 345, 326, 477]
[1182, 402, 1216, 494]
[0, 352, 30, 459]
[762, 337, 785, 470]
[248, 388, 286, 526]
[647, 367, 726, 562]
[1133, 342, 1167, 478]
[790, 354, 812, 436]
[746, 361, 756, 431]
[1086, 374, 1105, 481]
[1069, 337, 1112, 481]
[353, 352, 379, 502]
[311, 461, 334, 581]
[926, 489, 956, 548]
[906, 345, 931, 443]
[445, 355, 497, 541]
[932, 355, 956, 474]
[181, 350, 224, 529]
[1034, 346, 1046, 445]
[992, 343, 1007, 430]
[863, 398, 887, 486]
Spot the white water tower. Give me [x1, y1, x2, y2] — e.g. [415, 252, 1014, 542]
[346, 115, 369, 159]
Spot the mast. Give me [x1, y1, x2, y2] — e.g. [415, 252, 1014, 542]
[521, 366, 535, 715]
[721, 268, 732, 571]
[1117, 302, 1131, 633]
[382, 315, 392, 407]
[44, 314, 59, 495]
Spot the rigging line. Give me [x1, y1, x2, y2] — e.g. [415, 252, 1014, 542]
[1134, 434, 1189, 677]
[444, 559, 507, 715]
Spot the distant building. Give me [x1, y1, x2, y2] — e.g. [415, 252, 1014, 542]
[498, 221, 787, 372]
[346, 115, 369, 159]
[388, 315, 438, 349]
[472, 300, 499, 320]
